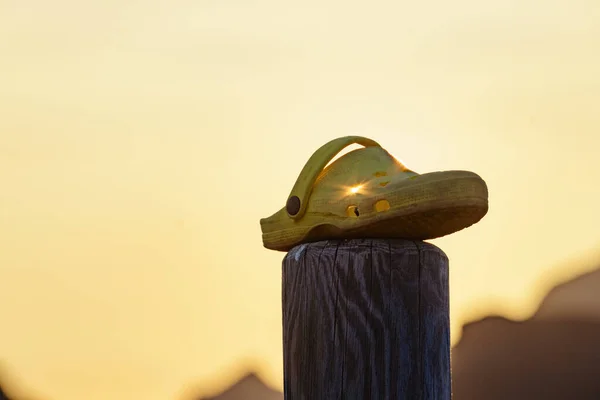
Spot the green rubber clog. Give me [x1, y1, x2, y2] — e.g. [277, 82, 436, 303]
[260, 136, 488, 252]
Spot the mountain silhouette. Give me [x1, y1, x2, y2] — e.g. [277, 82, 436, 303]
[452, 264, 600, 399]
[0, 384, 10, 400]
[196, 373, 282, 400]
[535, 267, 600, 321]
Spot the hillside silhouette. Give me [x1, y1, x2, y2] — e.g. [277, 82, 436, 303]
[195, 373, 282, 400]
[0, 385, 10, 400]
[535, 267, 600, 321]
[452, 264, 600, 399]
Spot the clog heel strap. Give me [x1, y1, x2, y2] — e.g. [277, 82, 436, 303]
[286, 136, 381, 219]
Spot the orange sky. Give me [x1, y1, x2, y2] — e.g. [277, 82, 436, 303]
[1, 1, 599, 399]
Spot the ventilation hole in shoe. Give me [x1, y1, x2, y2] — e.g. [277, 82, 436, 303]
[379, 181, 390, 187]
[373, 171, 387, 177]
[346, 205, 360, 217]
[374, 199, 390, 212]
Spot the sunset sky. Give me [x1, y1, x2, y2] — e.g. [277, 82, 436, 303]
[1, 1, 599, 399]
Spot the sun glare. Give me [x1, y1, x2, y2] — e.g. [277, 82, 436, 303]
[350, 185, 362, 194]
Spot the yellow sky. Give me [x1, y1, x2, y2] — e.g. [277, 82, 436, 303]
[1, 0, 599, 399]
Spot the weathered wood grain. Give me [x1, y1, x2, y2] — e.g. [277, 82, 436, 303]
[282, 239, 450, 400]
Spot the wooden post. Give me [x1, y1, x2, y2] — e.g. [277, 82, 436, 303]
[282, 238, 451, 400]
